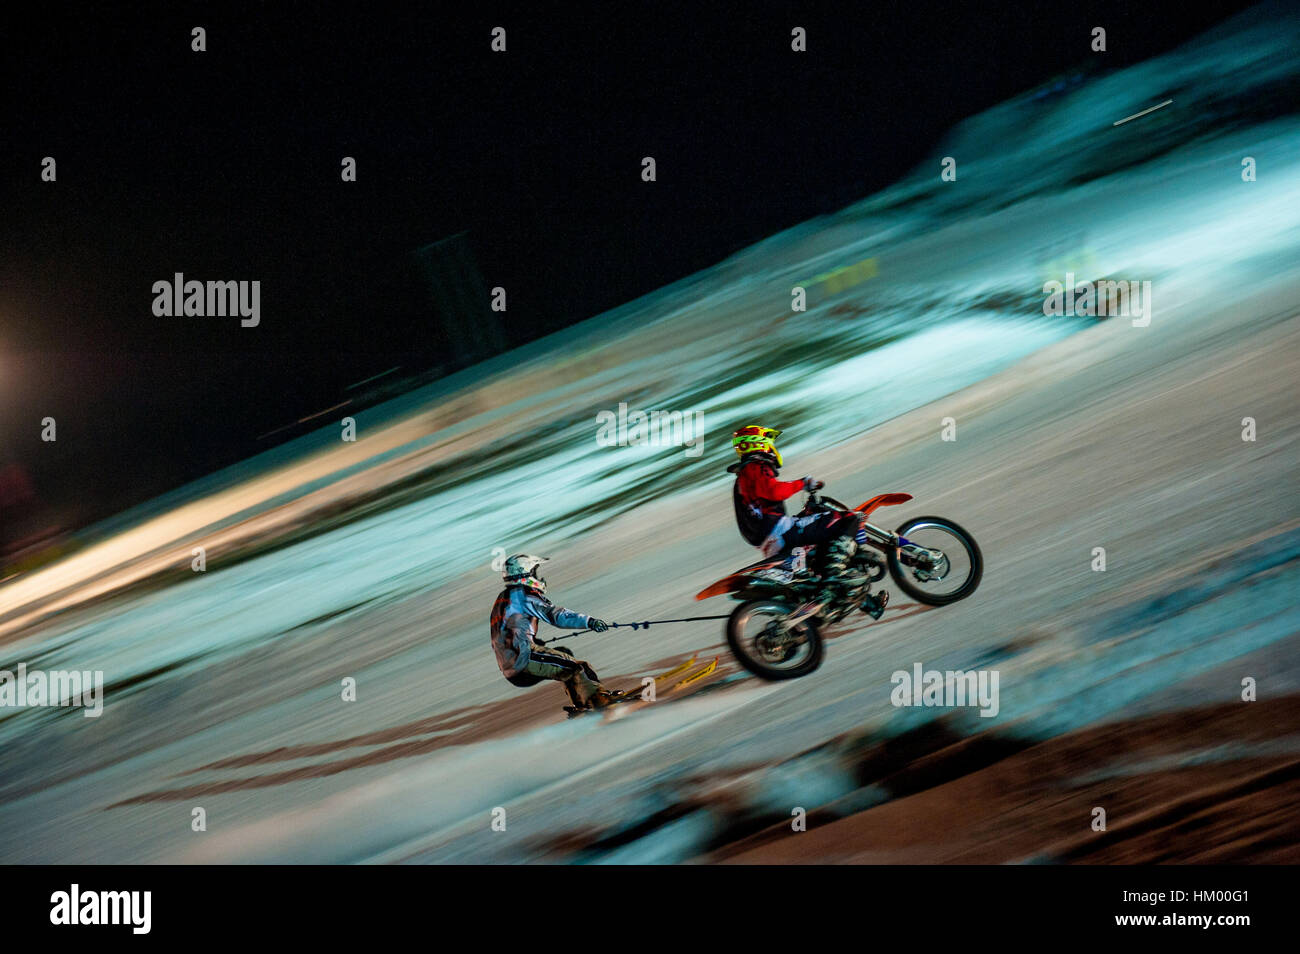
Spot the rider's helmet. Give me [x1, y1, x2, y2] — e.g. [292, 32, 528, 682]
[503, 553, 549, 593]
[732, 425, 782, 466]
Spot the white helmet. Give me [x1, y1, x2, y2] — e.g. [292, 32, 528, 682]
[503, 553, 549, 592]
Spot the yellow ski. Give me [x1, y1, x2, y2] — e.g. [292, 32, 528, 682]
[671, 656, 718, 691]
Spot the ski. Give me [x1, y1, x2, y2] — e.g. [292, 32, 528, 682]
[671, 656, 718, 691]
[635, 655, 698, 694]
[607, 654, 699, 705]
[597, 656, 722, 719]
[564, 656, 699, 717]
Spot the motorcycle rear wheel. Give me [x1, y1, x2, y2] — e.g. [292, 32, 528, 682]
[727, 600, 825, 680]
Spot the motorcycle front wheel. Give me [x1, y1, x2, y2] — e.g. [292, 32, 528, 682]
[727, 600, 824, 681]
[887, 516, 983, 605]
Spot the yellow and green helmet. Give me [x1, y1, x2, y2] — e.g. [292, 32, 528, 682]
[731, 424, 782, 466]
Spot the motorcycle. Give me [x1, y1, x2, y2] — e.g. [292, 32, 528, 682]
[695, 491, 982, 681]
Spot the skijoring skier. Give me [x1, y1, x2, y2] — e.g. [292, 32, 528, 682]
[489, 553, 623, 712]
[728, 424, 888, 625]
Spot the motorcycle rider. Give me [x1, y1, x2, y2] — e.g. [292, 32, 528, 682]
[728, 424, 888, 624]
[490, 553, 624, 712]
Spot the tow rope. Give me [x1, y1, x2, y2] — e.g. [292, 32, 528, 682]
[539, 614, 730, 645]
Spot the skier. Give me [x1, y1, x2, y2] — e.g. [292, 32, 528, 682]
[728, 424, 888, 625]
[489, 553, 623, 712]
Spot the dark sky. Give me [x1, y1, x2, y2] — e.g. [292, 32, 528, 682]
[0, 1, 1257, 535]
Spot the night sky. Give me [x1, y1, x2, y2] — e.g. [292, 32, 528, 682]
[0, 1, 1254, 534]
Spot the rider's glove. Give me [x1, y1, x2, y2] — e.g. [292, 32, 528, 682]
[802, 476, 825, 491]
[587, 618, 610, 632]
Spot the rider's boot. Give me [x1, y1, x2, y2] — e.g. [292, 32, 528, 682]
[859, 588, 890, 620]
[786, 534, 858, 628]
[566, 688, 628, 716]
[562, 657, 628, 712]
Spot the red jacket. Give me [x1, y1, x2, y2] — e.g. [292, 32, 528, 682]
[731, 455, 804, 545]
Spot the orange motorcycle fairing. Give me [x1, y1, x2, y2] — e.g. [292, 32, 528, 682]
[854, 492, 912, 517]
[694, 555, 787, 600]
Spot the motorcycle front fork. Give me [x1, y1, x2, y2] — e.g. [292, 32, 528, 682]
[859, 522, 930, 571]
[857, 521, 907, 550]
